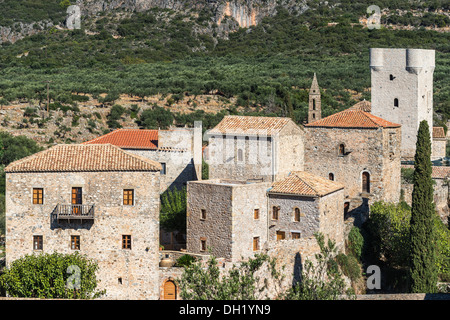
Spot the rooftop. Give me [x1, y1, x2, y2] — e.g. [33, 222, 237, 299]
[304, 109, 400, 129]
[269, 171, 344, 197]
[402, 164, 450, 180]
[433, 127, 446, 139]
[208, 115, 294, 136]
[348, 100, 372, 112]
[83, 129, 158, 150]
[4, 144, 162, 173]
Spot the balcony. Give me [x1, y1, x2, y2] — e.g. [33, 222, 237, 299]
[53, 204, 95, 221]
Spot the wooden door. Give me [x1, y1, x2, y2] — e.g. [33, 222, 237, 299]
[72, 187, 82, 215]
[164, 280, 176, 300]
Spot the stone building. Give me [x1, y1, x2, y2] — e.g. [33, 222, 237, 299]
[84, 126, 203, 193]
[308, 73, 321, 123]
[206, 115, 304, 182]
[304, 108, 402, 222]
[432, 126, 447, 160]
[370, 48, 435, 160]
[4, 144, 162, 300]
[186, 179, 272, 261]
[267, 171, 345, 248]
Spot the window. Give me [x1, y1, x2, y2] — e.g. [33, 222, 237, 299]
[122, 235, 132, 250]
[253, 237, 260, 251]
[72, 187, 82, 215]
[123, 189, 134, 206]
[276, 231, 285, 241]
[291, 232, 300, 239]
[200, 209, 206, 220]
[394, 98, 399, 107]
[32, 188, 44, 204]
[254, 208, 260, 220]
[200, 238, 207, 251]
[160, 162, 167, 175]
[362, 172, 371, 193]
[71, 235, 80, 250]
[272, 206, 280, 220]
[237, 148, 243, 161]
[293, 208, 301, 222]
[390, 74, 395, 81]
[312, 99, 316, 110]
[329, 173, 334, 181]
[312, 113, 316, 119]
[33, 235, 43, 250]
[338, 144, 345, 156]
[344, 202, 350, 218]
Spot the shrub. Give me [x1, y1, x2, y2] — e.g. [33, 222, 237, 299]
[176, 254, 196, 268]
[336, 253, 361, 282]
[0, 252, 105, 299]
[347, 226, 364, 261]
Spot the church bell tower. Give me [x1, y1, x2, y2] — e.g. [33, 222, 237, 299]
[308, 73, 321, 123]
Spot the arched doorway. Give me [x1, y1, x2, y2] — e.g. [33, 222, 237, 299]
[362, 172, 370, 193]
[163, 280, 177, 300]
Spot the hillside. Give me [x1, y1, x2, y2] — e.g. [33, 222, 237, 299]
[0, 0, 449, 145]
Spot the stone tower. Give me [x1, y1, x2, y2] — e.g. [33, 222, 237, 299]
[308, 73, 321, 123]
[370, 48, 435, 160]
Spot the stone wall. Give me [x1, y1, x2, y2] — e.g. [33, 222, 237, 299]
[5, 170, 161, 300]
[432, 138, 447, 160]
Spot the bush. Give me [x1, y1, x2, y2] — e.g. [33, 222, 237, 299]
[0, 252, 105, 299]
[176, 254, 196, 268]
[336, 253, 361, 282]
[347, 226, 364, 261]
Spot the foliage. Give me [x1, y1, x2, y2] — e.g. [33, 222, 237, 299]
[137, 105, 174, 130]
[409, 120, 438, 293]
[283, 233, 353, 300]
[347, 226, 364, 261]
[336, 253, 361, 282]
[401, 167, 415, 184]
[0, 131, 43, 168]
[160, 187, 187, 233]
[175, 254, 196, 268]
[106, 104, 125, 129]
[178, 253, 280, 300]
[0, 251, 105, 299]
[367, 201, 412, 268]
[201, 158, 209, 180]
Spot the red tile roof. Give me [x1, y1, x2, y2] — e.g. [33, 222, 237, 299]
[84, 129, 158, 150]
[401, 165, 450, 180]
[433, 127, 446, 139]
[4, 144, 162, 173]
[305, 109, 400, 129]
[269, 171, 344, 197]
[348, 100, 372, 112]
[208, 115, 294, 136]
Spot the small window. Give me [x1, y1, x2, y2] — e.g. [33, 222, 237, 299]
[200, 209, 206, 220]
[123, 189, 134, 206]
[390, 74, 395, 81]
[200, 238, 207, 251]
[272, 206, 279, 220]
[122, 235, 132, 250]
[312, 113, 316, 119]
[276, 231, 285, 241]
[394, 98, 399, 107]
[71, 235, 80, 250]
[253, 237, 260, 251]
[293, 208, 301, 222]
[33, 188, 44, 204]
[237, 148, 243, 161]
[339, 144, 345, 156]
[329, 173, 334, 181]
[160, 163, 167, 175]
[254, 208, 260, 220]
[33, 235, 43, 250]
[312, 99, 316, 110]
[291, 232, 301, 239]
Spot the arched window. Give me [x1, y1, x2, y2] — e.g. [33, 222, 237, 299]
[293, 208, 301, 222]
[394, 98, 399, 107]
[338, 144, 345, 156]
[237, 148, 243, 161]
[312, 99, 316, 110]
[362, 172, 371, 193]
[329, 173, 334, 181]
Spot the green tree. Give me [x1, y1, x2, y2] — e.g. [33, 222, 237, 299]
[408, 120, 438, 293]
[160, 187, 187, 233]
[0, 251, 105, 299]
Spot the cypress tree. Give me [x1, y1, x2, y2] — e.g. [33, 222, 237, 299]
[408, 120, 438, 293]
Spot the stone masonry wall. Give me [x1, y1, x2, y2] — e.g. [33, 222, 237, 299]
[5, 170, 160, 300]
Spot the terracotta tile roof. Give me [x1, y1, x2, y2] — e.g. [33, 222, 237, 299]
[433, 127, 446, 139]
[268, 171, 344, 197]
[304, 109, 400, 129]
[4, 144, 162, 173]
[348, 100, 372, 112]
[401, 164, 450, 179]
[84, 129, 158, 150]
[208, 115, 293, 136]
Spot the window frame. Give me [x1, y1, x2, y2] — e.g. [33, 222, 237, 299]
[253, 236, 260, 251]
[32, 188, 44, 205]
[293, 207, 301, 222]
[122, 234, 132, 250]
[272, 206, 280, 220]
[200, 209, 206, 220]
[254, 208, 260, 220]
[71, 235, 80, 250]
[160, 162, 167, 175]
[123, 189, 134, 206]
[33, 235, 43, 251]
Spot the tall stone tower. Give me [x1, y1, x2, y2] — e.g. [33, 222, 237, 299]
[370, 48, 435, 160]
[308, 73, 321, 123]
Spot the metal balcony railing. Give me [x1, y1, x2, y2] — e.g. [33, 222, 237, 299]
[54, 204, 95, 221]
